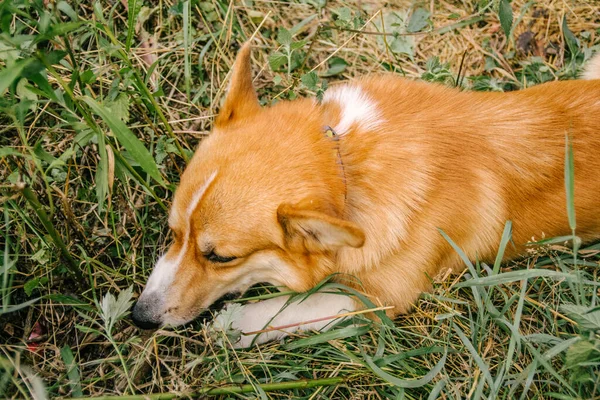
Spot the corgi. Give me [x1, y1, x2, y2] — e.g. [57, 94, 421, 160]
[132, 43, 600, 348]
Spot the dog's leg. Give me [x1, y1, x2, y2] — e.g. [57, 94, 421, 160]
[213, 292, 357, 348]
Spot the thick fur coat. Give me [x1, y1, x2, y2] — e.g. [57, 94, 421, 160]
[132, 44, 600, 347]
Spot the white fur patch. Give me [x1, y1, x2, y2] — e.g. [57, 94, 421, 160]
[143, 171, 217, 296]
[582, 53, 600, 80]
[213, 292, 357, 348]
[322, 85, 382, 135]
[186, 171, 217, 218]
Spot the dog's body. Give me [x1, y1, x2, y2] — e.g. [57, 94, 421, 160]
[132, 44, 600, 347]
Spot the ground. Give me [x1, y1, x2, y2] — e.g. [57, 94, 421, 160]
[1, 0, 600, 399]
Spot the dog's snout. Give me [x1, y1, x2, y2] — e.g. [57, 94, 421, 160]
[131, 298, 161, 330]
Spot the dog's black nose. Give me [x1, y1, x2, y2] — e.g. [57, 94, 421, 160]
[131, 301, 160, 330]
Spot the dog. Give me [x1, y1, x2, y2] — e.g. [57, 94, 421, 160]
[132, 43, 600, 347]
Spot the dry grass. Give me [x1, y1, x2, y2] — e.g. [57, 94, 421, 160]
[1, 0, 600, 399]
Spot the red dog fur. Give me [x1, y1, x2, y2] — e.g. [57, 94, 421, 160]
[132, 44, 600, 347]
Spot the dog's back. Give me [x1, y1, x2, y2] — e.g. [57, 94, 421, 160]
[133, 46, 600, 333]
[329, 65, 600, 308]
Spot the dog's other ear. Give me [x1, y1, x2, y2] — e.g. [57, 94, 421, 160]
[215, 42, 260, 127]
[277, 201, 365, 253]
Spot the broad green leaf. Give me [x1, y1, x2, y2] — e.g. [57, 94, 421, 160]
[565, 339, 598, 370]
[83, 96, 165, 186]
[498, 0, 513, 38]
[28, 72, 60, 103]
[105, 92, 130, 122]
[335, 7, 352, 24]
[290, 40, 307, 51]
[100, 286, 135, 333]
[407, 8, 430, 33]
[33, 141, 56, 163]
[80, 69, 96, 84]
[211, 303, 243, 346]
[388, 36, 415, 57]
[324, 57, 348, 77]
[57, 1, 78, 21]
[301, 71, 319, 91]
[0, 58, 34, 95]
[269, 52, 287, 71]
[0, 41, 19, 64]
[377, 12, 415, 57]
[277, 28, 292, 47]
[523, 333, 562, 344]
[24, 277, 49, 296]
[562, 17, 579, 57]
[561, 304, 600, 331]
[16, 78, 38, 108]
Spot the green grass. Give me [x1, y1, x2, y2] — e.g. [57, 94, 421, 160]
[1, 0, 600, 398]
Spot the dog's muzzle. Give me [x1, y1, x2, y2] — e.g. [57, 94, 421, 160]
[131, 296, 162, 330]
[131, 291, 243, 329]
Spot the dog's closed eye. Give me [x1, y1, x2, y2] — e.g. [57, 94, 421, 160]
[204, 250, 237, 264]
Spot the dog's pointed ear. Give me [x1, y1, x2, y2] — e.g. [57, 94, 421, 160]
[215, 42, 260, 127]
[277, 201, 365, 253]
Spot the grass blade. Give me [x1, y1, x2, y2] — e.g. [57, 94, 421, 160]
[362, 349, 447, 388]
[95, 130, 108, 211]
[60, 345, 82, 397]
[454, 269, 595, 288]
[183, 0, 191, 99]
[0, 297, 40, 315]
[438, 229, 475, 274]
[498, 0, 513, 38]
[493, 221, 512, 274]
[19, 186, 82, 281]
[564, 133, 576, 231]
[427, 378, 446, 400]
[453, 324, 494, 388]
[285, 324, 370, 350]
[125, 0, 137, 52]
[82, 96, 166, 187]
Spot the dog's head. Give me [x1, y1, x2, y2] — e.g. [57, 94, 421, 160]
[132, 44, 365, 328]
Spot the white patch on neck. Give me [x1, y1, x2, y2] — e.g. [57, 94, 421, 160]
[322, 85, 382, 135]
[143, 171, 218, 294]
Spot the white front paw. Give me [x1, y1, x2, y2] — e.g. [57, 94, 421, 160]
[209, 292, 356, 348]
[209, 297, 290, 348]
